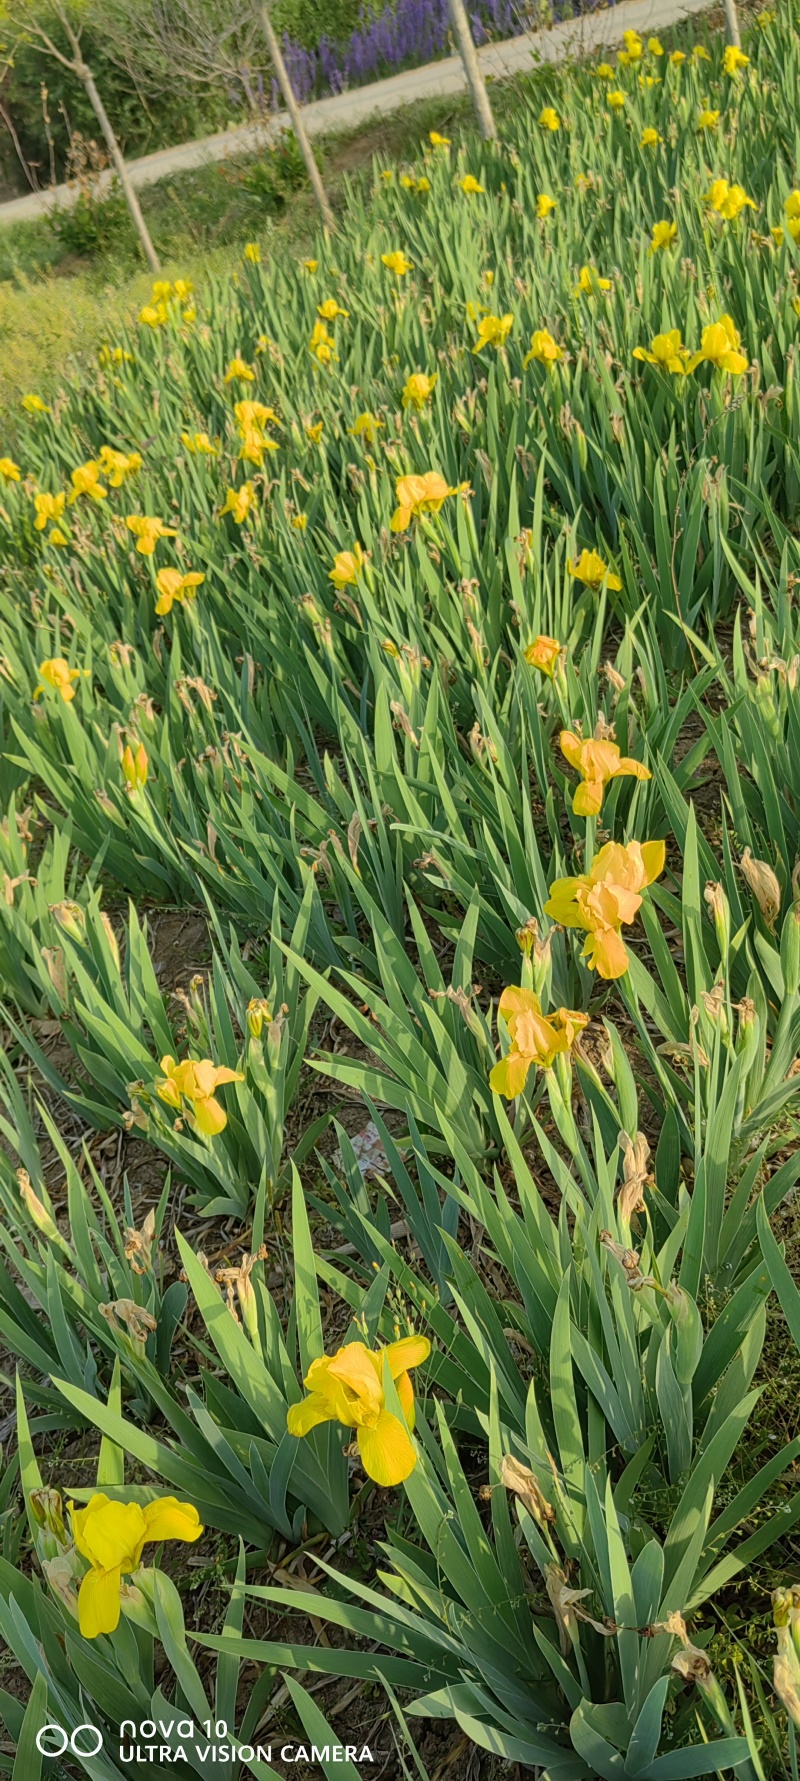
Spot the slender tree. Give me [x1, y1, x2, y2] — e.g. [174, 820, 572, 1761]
[7, 0, 161, 269]
[86, 0, 336, 234]
[723, 0, 742, 48]
[447, 0, 497, 141]
[256, 0, 335, 232]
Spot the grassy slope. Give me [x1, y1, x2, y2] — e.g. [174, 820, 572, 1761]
[0, 89, 500, 432]
[0, 6, 721, 431]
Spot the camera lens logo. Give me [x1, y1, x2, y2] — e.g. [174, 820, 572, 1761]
[36, 1725, 104, 1757]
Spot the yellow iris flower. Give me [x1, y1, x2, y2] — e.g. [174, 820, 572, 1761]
[544, 839, 666, 979]
[329, 544, 365, 588]
[224, 357, 256, 383]
[401, 371, 437, 409]
[156, 1055, 244, 1135]
[538, 107, 561, 131]
[697, 107, 720, 130]
[301, 258, 318, 274]
[459, 175, 485, 195]
[309, 320, 337, 365]
[238, 426, 279, 465]
[126, 514, 178, 555]
[607, 90, 626, 109]
[472, 312, 514, 353]
[181, 431, 218, 455]
[429, 130, 450, 147]
[68, 461, 107, 504]
[785, 191, 800, 241]
[244, 242, 261, 262]
[35, 657, 82, 703]
[98, 445, 142, 487]
[71, 1493, 202, 1638]
[705, 178, 756, 220]
[490, 988, 588, 1097]
[287, 1335, 430, 1487]
[0, 456, 20, 482]
[524, 634, 561, 676]
[22, 394, 51, 414]
[381, 250, 414, 274]
[633, 329, 692, 373]
[317, 297, 349, 319]
[574, 265, 612, 296]
[723, 44, 749, 73]
[98, 345, 133, 366]
[234, 400, 279, 431]
[390, 470, 459, 533]
[33, 491, 66, 530]
[649, 220, 677, 252]
[536, 193, 557, 218]
[220, 483, 256, 523]
[694, 314, 749, 375]
[139, 302, 169, 328]
[568, 548, 622, 591]
[559, 729, 651, 815]
[640, 128, 662, 147]
[154, 568, 205, 615]
[349, 412, 383, 443]
[523, 329, 562, 367]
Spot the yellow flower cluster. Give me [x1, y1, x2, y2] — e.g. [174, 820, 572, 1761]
[634, 314, 749, 377]
[139, 278, 195, 327]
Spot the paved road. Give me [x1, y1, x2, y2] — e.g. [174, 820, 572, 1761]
[0, 0, 713, 228]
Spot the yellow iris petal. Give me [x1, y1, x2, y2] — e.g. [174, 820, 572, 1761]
[383, 1335, 432, 1379]
[489, 1050, 533, 1098]
[396, 1370, 415, 1429]
[573, 779, 605, 816]
[142, 1498, 203, 1545]
[191, 1095, 229, 1136]
[357, 1409, 417, 1486]
[78, 1565, 123, 1638]
[287, 1392, 334, 1436]
[583, 927, 630, 979]
[640, 839, 666, 884]
[72, 1496, 145, 1571]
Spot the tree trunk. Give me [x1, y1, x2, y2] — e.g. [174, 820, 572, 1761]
[258, 2, 335, 234]
[447, 0, 497, 141]
[723, 0, 742, 45]
[0, 74, 39, 191]
[79, 63, 161, 271]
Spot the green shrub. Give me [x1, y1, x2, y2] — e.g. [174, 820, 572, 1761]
[48, 176, 131, 258]
[240, 130, 311, 213]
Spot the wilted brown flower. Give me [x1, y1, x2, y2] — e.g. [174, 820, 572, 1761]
[500, 1452, 556, 1524]
[124, 1208, 156, 1275]
[739, 848, 781, 926]
[617, 1131, 650, 1223]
